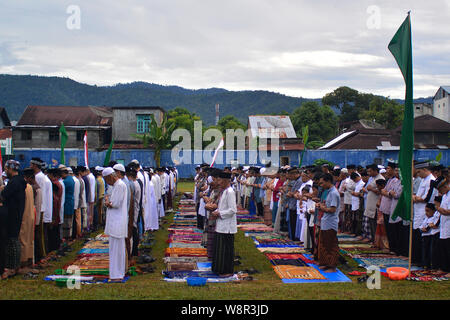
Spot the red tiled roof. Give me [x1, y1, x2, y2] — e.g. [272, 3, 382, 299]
[17, 106, 113, 127]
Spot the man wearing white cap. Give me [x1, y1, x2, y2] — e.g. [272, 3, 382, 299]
[102, 167, 128, 281]
[86, 168, 96, 231]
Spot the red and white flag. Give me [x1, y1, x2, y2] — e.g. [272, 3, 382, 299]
[83, 131, 89, 168]
[210, 137, 224, 167]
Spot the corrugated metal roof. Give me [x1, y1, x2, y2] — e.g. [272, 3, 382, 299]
[17, 106, 113, 127]
[319, 131, 356, 149]
[441, 86, 450, 93]
[248, 115, 297, 139]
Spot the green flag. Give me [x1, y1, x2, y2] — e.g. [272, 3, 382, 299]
[299, 125, 309, 167]
[389, 13, 413, 221]
[103, 138, 114, 167]
[59, 123, 68, 165]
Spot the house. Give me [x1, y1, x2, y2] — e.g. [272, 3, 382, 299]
[406, 114, 450, 149]
[320, 119, 399, 150]
[13, 106, 113, 150]
[247, 115, 304, 166]
[111, 106, 165, 147]
[319, 116, 450, 150]
[13, 105, 166, 151]
[433, 86, 450, 123]
[414, 102, 433, 118]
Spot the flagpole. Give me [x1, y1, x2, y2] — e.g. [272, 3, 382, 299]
[408, 158, 413, 276]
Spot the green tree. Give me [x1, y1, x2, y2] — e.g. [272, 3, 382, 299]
[290, 101, 338, 146]
[360, 96, 404, 129]
[216, 115, 247, 133]
[131, 114, 175, 167]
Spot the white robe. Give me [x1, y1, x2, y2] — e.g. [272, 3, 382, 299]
[58, 178, 65, 225]
[144, 174, 159, 231]
[35, 171, 53, 223]
[109, 236, 126, 280]
[104, 179, 128, 238]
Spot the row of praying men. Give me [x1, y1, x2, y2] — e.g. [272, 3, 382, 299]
[195, 161, 449, 275]
[0, 157, 178, 280]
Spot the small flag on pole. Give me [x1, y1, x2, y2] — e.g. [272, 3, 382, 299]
[210, 137, 224, 167]
[104, 138, 114, 167]
[83, 131, 89, 168]
[59, 123, 68, 165]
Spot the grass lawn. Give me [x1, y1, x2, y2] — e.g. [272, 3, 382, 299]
[1, 181, 449, 300]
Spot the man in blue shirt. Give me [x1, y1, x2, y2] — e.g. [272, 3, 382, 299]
[61, 167, 75, 240]
[317, 173, 340, 273]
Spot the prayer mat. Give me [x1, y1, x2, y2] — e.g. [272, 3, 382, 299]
[270, 259, 309, 267]
[339, 243, 373, 248]
[169, 243, 204, 249]
[163, 257, 210, 264]
[354, 257, 422, 271]
[257, 247, 307, 253]
[165, 247, 207, 256]
[245, 233, 283, 239]
[163, 274, 239, 283]
[272, 265, 326, 280]
[166, 262, 198, 271]
[407, 270, 449, 282]
[265, 253, 306, 260]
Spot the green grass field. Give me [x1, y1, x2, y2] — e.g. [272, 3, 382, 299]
[1, 181, 449, 300]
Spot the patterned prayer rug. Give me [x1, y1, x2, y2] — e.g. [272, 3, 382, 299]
[269, 259, 309, 267]
[272, 265, 326, 280]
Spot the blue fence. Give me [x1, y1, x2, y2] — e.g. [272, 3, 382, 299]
[12, 148, 449, 179]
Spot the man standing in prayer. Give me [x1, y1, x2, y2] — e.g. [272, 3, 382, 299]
[143, 168, 158, 232]
[0, 160, 26, 279]
[126, 165, 141, 258]
[47, 168, 62, 252]
[316, 173, 340, 273]
[86, 168, 96, 231]
[61, 167, 75, 240]
[210, 170, 237, 276]
[30, 158, 52, 258]
[103, 167, 128, 281]
[362, 164, 385, 243]
[19, 168, 36, 270]
[94, 167, 105, 228]
[23, 168, 42, 265]
[71, 167, 81, 238]
[379, 161, 399, 254]
[285, 167, 302, 241]
[412, 162, 436, 265]
[80, 167, 91, 232]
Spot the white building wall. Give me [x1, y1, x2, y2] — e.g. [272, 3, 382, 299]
[433, 96, 450, 123]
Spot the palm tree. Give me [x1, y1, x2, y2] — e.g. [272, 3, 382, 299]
[131, 114, 175, 167]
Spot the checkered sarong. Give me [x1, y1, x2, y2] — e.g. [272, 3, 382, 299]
[361, 215, 371, 239]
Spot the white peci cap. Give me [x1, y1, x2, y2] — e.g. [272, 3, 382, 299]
[113, 164, 126, 172]
[102, 167, 115, 177]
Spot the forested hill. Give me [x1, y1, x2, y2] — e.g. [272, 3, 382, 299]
[0, 74, 315, 125]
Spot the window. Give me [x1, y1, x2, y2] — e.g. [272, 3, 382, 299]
[137, 115, 152, 133]
[49, 129, 59, 141]
[21, 130, 32, 140]
[77, 130, 85, 141]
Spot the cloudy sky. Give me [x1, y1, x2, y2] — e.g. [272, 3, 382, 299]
[1, 0, 449, 99]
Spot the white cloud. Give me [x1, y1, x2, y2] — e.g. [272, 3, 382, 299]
[0, 0, 449, 100]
